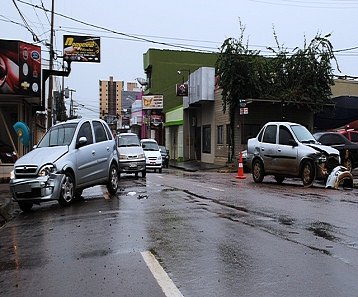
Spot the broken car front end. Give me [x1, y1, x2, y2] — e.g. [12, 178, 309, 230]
[10, 163, 64, 203]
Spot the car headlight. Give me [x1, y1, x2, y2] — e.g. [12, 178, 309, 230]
[119, 154, 129, 160]
[158, 155, 162, 161]
[317, 155, 327, 164]
[38, 164, 57, 176]
[10, 170, 15, 180]
[138, 153, 145, 159]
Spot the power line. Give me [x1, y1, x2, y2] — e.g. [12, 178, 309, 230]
[14, 0, 213, 53]
[249, 0, 358, 9]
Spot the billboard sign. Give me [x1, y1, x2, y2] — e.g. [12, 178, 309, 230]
[142, 95, 163, 109]
[176, 83, 188, 96]
[0, 39, 41, 96]
[63, 35, 100, 62]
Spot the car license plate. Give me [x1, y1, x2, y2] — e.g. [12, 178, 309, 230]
[129, 163, 137, 168]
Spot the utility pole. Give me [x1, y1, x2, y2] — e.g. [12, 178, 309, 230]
[47, 0, 55, 128]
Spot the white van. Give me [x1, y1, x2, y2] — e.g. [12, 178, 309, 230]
[116, 133, 146, 177]
[140, 138, 163, 173]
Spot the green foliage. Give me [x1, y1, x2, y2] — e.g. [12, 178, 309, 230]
[266, 31, 337, 110]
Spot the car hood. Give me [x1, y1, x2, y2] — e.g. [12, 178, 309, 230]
[15, 146, 69, 166]
[307, 143, 339, 155]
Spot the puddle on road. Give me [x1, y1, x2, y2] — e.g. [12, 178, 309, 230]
[307, 221, 338, 242]
[278, 215, 295, 226]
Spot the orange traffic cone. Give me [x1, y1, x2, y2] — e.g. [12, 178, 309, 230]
[236, 151, 246, 179]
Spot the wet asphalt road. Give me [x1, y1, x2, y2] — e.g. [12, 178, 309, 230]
[1, 169, 358, 296]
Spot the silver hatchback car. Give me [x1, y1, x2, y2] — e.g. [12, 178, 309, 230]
[247, 122, 340, 187]
[10, 118, 119, 211]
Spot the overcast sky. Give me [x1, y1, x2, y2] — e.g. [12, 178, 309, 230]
[3, 0, 358, 118]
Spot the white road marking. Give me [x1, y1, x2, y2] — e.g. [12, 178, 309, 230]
[196, 184, 224, 192]
[141, 251, 184, 297]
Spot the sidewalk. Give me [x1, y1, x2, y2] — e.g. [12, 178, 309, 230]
[169, 159, 227, 172]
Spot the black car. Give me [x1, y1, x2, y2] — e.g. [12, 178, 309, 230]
[159, 145, 169, 168]
[0, 141, 17, 163]
[313, 131, 358, 172]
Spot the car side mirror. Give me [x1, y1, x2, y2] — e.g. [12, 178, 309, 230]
[76, 136, 88, 148]
[288, 139, 298, 147]
[142, 144, 146, 148]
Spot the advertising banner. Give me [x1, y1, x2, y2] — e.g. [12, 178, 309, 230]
[63, 35, 100, 62]
[0, 40, 41, 96]
[176, 83, 188, 96]
[142, 95, 163, 110]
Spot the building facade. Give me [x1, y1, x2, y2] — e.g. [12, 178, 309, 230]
[99, 76, 123, 124]
[142, 49, 217, 159]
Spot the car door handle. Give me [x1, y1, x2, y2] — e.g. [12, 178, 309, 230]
[92, 150, 96, 156]
[278, 149, 281, 152]
[106, 147, 110, 152]
[261, 148, 265, 151]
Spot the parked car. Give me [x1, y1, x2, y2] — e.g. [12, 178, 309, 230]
[246, 122, 341, 187]
[10, 118, 119, 212]
[116, 132, 146, 177]
[313, 131, 358, 172]
[141, 139, 162, 173]
[0, 141, 17, 163]
[337, 129, 358, 144]
[159, 145, 169, 168]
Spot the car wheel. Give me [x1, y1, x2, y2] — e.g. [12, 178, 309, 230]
[343, 158, 353, 172]
[107, 164, 119, 195]
[252, 159, 264, 183]
[135, 172, 139, 178]
[159, 168, 162, 173]
[58, 172, 75, 207]
[274, 176, 285, 184]
[18, 201, 33, 212]
[301, 161, 315, 187]
[141, 170, 146, 178]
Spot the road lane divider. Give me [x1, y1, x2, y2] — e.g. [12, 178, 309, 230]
[141, 251, 184, 297]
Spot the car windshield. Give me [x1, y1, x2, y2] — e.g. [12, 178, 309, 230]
[117, 135, 140, 147]
[291, 125, 317, 144]
[37, 123, 77, 148]
[142, 142, 159, 151]
[159, 146, 167, 153]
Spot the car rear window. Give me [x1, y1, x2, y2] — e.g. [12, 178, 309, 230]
[262, 125, 277, 144]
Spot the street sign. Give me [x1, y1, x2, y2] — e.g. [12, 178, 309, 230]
[240, 107, 248, 115]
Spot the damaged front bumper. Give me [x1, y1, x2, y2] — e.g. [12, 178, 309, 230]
[325, 166, 353, 190]
[10, 173, 65, 203]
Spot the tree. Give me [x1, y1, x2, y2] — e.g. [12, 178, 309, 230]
[216, 25, 338, 163]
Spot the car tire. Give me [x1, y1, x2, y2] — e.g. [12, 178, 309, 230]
[18, 201, 33, 212]
[343, 158, 353, 172]
[159, 168, 162, 173]
[58, 172, 75, 207]
[252, 159, 264, 183]
[274, 176, 285, 184]
[301, 161, 315, 187]
[141, 170, 146, 178]
[107, 164, 119, 195]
